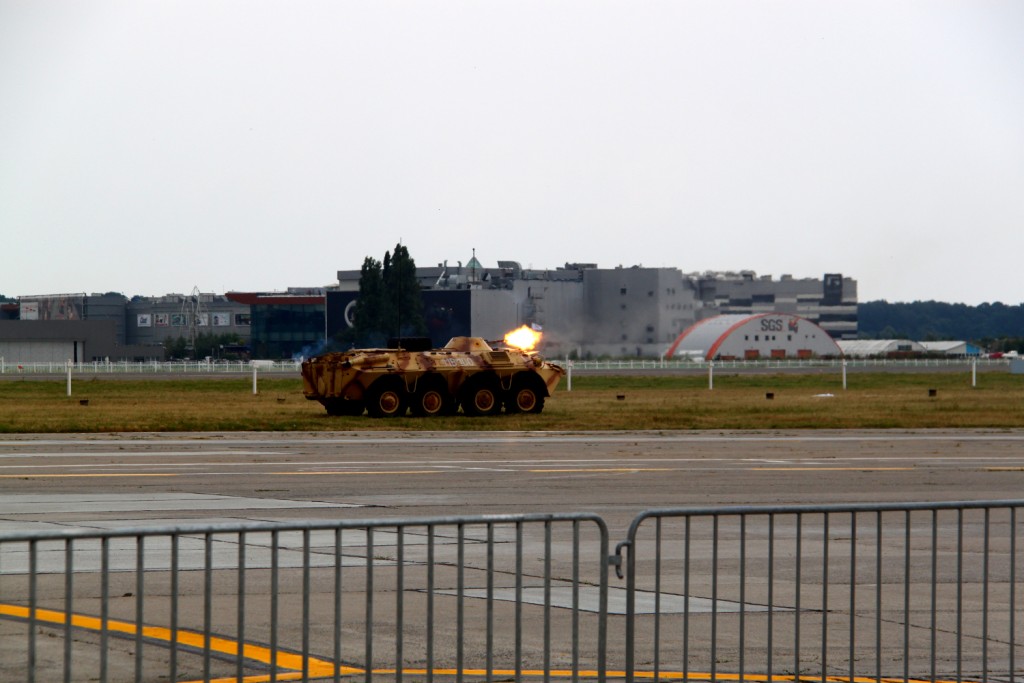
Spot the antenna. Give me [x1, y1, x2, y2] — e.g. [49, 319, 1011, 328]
[181, 286, 205, 354]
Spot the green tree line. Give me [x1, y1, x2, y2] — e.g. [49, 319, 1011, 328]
[859, 300, 1024, 351]
[164, 332, 249, 360]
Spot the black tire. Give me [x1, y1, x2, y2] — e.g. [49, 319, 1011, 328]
[460, 375, 502, 416]
[411, 376, 453, 417]
[324, 398, 365, 416]
[365, 378, 407, 418]
[504, 374, 546, 414]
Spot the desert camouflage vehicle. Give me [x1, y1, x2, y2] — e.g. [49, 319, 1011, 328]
[301, 335, 565, 417]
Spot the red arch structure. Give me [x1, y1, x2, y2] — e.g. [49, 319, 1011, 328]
[665, 313, 842, 360]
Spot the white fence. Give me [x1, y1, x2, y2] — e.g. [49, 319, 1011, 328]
[564, 357, 1009, 371]
[0, 356, 1010, 377]
[0, 358, 302, 375]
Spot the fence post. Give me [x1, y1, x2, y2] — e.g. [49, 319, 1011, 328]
[972, 358, 977, 387]
[708, 360, 714, 390]
[842, 358, 848, 390]
[66, 360, 72, 396]
[252, 365, 258, 395]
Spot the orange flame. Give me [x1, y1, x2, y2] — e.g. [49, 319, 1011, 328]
[504, 325, 542, 351]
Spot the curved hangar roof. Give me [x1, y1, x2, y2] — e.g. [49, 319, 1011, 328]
[666, 313, 843, 361]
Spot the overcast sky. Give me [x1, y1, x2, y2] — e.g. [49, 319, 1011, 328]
[2, 1, 1022, 305]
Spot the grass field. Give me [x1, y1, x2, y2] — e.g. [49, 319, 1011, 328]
[0, 371, 1021, 433]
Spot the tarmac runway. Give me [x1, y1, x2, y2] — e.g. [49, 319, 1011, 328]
[2, 429, 1023, 534]
[1, 430, 1022, 682]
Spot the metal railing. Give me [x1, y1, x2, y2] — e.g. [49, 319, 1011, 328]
[2, 502, 1021, 682]
[0, 513, 609, 683]
[616, 500, 1023, 683]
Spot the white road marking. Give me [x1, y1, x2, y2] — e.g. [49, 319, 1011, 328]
[2, 431, 1024, 449]
[0, 493, 359, 515]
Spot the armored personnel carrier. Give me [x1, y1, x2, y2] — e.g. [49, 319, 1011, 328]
[301, 334, 565, 417]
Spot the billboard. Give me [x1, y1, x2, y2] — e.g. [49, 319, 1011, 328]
[20, 295, 84, 321]
[325, 290, 472, 347]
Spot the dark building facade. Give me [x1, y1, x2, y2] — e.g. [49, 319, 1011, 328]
[227, 290, 325, 359]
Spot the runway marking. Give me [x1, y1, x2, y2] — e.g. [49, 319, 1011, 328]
[0, 602, 976, 683]
[6, 463, 1024, 478]
[529, 467, 676, 473]
[0, 473, 176, 478]
[751, 467, 914, 472]
[4, 433, 1024, 448]
[271, 470, 443, 476]
[0, 602, 355, 678]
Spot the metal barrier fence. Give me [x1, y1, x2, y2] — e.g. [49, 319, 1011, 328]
[616, 501, 1022, 683]
[0, 514, 609, 683]
[1, 502, 1021, 682]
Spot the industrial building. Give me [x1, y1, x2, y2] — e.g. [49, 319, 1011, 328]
[332, 259, 853, 359]
[4, 292, 250, 362]
[919, 341, 982, 357]
[0, 319, 149, 364]
[3, 258, 857, 361]
[225, 289, 324, 359]
[688, 271, 857, 339]
[665, 313, 843, 361]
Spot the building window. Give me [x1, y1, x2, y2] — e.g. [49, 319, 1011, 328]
[620, 288, 627, 295]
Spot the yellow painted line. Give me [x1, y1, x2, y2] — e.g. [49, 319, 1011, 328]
[750, 467, 913, 472]
[528, 468, 676, 473]
[0, 603, 357, 679]
[204, 670, 968, 683]
[271, 470, 443, 476]
[986, 467, 1024, 471]
[0, 473, 177, 478]
[0, 603, 976, 683]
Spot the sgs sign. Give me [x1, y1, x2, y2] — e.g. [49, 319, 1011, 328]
[760, 318, 785, 332]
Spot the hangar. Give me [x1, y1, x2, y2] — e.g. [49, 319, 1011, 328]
[836, 339, 926, 357]
[665, 313, 843, 360]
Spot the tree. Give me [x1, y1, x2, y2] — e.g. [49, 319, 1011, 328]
[348, 256, 385, 346]
[342, 244, 427, 347]
[858, 300, 1024, 350]
[163, 332, 247, 360]
[382, 243, 426, 339]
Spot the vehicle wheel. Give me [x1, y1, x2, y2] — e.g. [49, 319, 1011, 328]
[461, 375, 502, 416]
[411, 378, 453, 417]
[505, 375, 546, 414]
[324, 398, 364, 416]
[365, 378, 407, 418]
